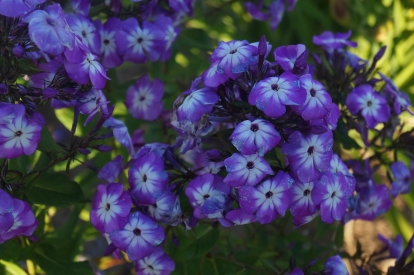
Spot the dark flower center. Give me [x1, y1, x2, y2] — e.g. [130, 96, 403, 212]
[404, 176, 410, 182]
[148, 265, 154, 270]
[303, 189, 310, 196]
[331, 191, 336, 198]
[81, 31, 86, 37]
[137, 37, 143, 43]
[246, 161, 255, 169]
[152, 203, 157, 208]
[14, 130, 22, 137]
[105, 203, 111, 211]
[250, 124, 259, 132]
[103, 39, 109, 45]
[133, 228, 141, 236]
[271, 84, 279, 91]
[307, 146, 314, 155]
[142, 174, 147, 182]
[367, 100, 372, 107]
[310, 88, 316, 97]
[203, 194, 210, 199]
[265, 191, 273, 198]
[139, 96, 146, 101]
[229, 49, 238, 54]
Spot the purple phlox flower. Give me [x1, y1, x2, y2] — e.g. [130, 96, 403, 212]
[185, 173, 230, 219]
[292, 211, 319, 228]
[181, 149, 224, 175]
[225, 209, 256, 225]
[346, 84, 390, 128]
[210, 40, 258, 79]
[289, 181, 317, 217]
[154, 14, 180, 62]
[250, 37, 273, 60]
[310, 102, 340, 131]
[103, 117, 135, 155]
[313, 30, 357, 50]
[148, 191, 183, 226]
[0, 103, 41, 159]
[0, 196, 38, 244]
[169, 0, 194, 14]
[202, 60, 229, 88]
[0, 83, 7, 94]
[71, 0, 91, 16]
[105, 0, 121, 13]
[287, 268, 304, 275]
[344, 50, 368, 71]
[129, 152, 168, 205]
[125, 75, 164, 121]
[30, 60, 62, 89]
[132, 129, 145, 151]
[345, 159, 373, 191]
[324, 255, 349, 275]
[116, 18, 165, 63]
[65, 51, 110, 89]
[98, 155, 123, 183]
[110, 212, 165, 261]
[229, 119, 281, 156]
[0, 190, 14, 235]
[282, 130, 333, 183]
[342, 194, 359, 223]
[312, 172, 348, 223]
[274, 44, 308, 75]
[378, 234, 404, 259]
[90, 183, 132, 234]
[135, 249, 175, 275]
[132, 143, 169, 162]
[390, 161, 411, 197]
[175, 84, 218, 123]
[224, 153, 273, 187]
[0, 0, 45, 18]
[248, 72, 305, 118]
[356, 184, 392, 221]
[94, 18, 123, 68]
[171, 118, 213, 154]
[66, 13, 101, 55]
[64, 35, 91, 64]
[239, 171, 293, 224]
[244, 2, 269, 21]
[291, 74, 332, 120]
[329, 154, 356, 196]
[77, 88, 110, 125]
[268, 0, 286, 30]
[380, 73, 413, 115]
[23, 4, 75, 55]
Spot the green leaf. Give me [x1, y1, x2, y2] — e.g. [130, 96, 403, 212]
[0, 260, 27, 275]
[5, 170, 22, 182]
[167, 225, 220, 261]
[37, 127, 66, 154]
[17, 58, 43, 75]
[25, 173, 85, 206]
[32, 249, 94, 275]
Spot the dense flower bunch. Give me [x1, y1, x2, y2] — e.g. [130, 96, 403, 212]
[88, 30, 414, 273]
[0, 0, 193, 247]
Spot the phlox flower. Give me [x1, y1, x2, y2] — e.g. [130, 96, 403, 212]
[66, 14, 101, 55]
[346, 84, 390, 128]
[125, 75, 164, 121]
[95, 18, 123, 68]
[324, 255, 349, 275]
[313, 30, 357, 50]
[229, 119, 281, 156]
[273, 44, 308, 75]
[90, 183, 132, 234]
[128, 152, 168, 205]
[248, 72, 306, 118]
[282, 130, 333, 183]
[357, 185, 392, 221]
[135, 249, 175, 275]
[23, 4, 75, 55]
[239, 171, 293, 224]
[225, 209, 256, 225]
[103, 118, 135, 156]
[312, 172, 348, 223]
[289, 181, 316, 217]
[0, 103, 41, 159]
[378, 234, 404, 259]
[390, 161, 411, 197]
[224, 153, 273, 187]
[110, 212, 165, 261]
